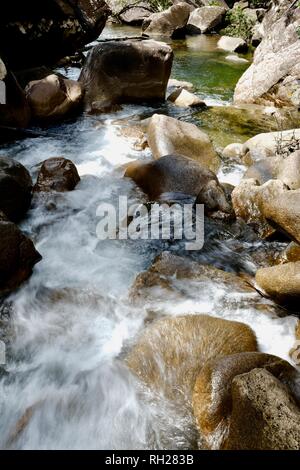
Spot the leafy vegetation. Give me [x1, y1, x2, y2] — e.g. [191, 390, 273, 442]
[208, 1, 223, 6]
[222, 6, 256, 42]
[148, 0, 171, 12]
[116, 0, 171, 14]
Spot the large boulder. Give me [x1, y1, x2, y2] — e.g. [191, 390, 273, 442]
[0, 212, 41, 296]
[107, 0, 153, 25]
[261, 187, 300, 244]
[125, 154, 229, 213]
[79, 39, 173, 112]
[192, 352, 297, 449]
[233, 177, 300, 242]
[0, 156, 33, 222]
[279, 242, 300, 264]
[25, 74, 83, 122]
[34, 157, 80, 193]
[234, 1, 300, 107]
[186, 6, 226, 34]
[223, 368, 300, 450]
[142, 2, 192, 38]
[147, 114, 220, 172]
[244, 151, 300, 190]
[255, 262, 300, 308]
[0, 0, 111, 69]
[0, 70, 31, 134]
[125, 314, 257, 400]
[218, 35, 247, 53]
[118, 2, 153, 26]
[231, 178, 284, 238]
[242, 129, 300, 162]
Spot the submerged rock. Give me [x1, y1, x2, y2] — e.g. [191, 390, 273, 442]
[25, 74, 83, 122]
[125, 314, 257, 400]
[0, 212, 42, 296]
[79, 39, 173, 112]
[193, 352, 297, 449]
[131, 252, 255, 301]
[34, 157, 80, 193]
[225, 54, 249, 64]
[218, 36, 247, 53]
[142, 2, 192, 38]
[198, 104, 290, 150]
[147, 114, 220, 172]
[186, 6, 226, 34]
[0, 156, 33, 222]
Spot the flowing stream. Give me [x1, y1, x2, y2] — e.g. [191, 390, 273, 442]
[0, 24, 298, 449]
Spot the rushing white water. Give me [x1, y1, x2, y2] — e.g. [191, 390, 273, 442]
[0, 26, 298, 450]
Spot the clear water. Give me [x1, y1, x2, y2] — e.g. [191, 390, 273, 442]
[0, 24, 298, 450]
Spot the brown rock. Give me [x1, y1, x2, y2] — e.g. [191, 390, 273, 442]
[244, 151, 300, 189]
[289, 320, 300, 366]
[125, 314, 257, 400]
[119, 3, 153, 25]
[0, 212, 42, 296]
[192, 352, 296, 449]
[142, 2, 192, 38]
[124, 154, 228, 210]
[25, 74, 83, 122]
[131, 251, 255, 300]
[255, 261, 300, 308]
[79, 39, 173, 111]
[34, 157, 80, 193]
[279, 242, 300, 264]
[261, 187, 300, 243]
[223, 368, 300, 450]
[231, 178, 285, 238]
[0, 156, 32, 222]
[0, 70, 31, 134]
[147, 114, 220, 172]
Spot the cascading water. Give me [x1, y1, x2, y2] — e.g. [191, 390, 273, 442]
[0, 24, 298, 450]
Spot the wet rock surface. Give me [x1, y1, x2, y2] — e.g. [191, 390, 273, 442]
[0, 212, 42, 296]
[34, 157, 80, 193]
[0, 156, 33, 222]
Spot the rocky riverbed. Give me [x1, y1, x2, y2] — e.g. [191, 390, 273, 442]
[0, 0, 300, 450]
